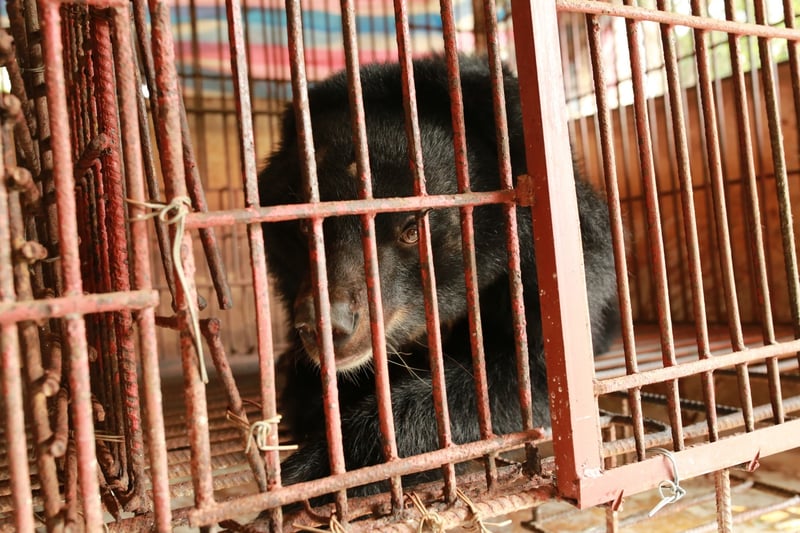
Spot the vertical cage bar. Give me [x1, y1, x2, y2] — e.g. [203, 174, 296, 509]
[392, 0, 457, 503]
[510, 0, 602, 500]
[715, 468, 733, 533]
[753, 0, 795, 418]
[783, 0, 800, 172]
[8, 185, 62, 530]
[753, 0, 800, 338]
[586, 14, 646, 461]
[691, 0, 755, 441]
[723, 6, 775, 423]
[0, 115, 34, 533]
[132, 0, 179, 307]
[622, 1, 684, 449]
[482, 0, 536, 468]
[440, 0, 498, 488]
[148, 0, 216, 508]
[339, 0, 404, 510]
[285, 0, 349, 517]
[655, 0, 717, 443]
[93, 12, 149, 504]
[111, 5, 173, 529]
[225, 0, 284, 527]
[39, 1, 104, 527]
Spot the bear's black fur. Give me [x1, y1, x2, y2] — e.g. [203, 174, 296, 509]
[259, 56, 619, 497]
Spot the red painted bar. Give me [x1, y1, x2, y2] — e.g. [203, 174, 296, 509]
[148, 0, 215, 509]
[285, 0, 349, 516]
[111, 5, 173, 529]
[131, 0, 178, 304]
[0, 289, 159, 324]
[393, 0, 457, 502]
[223, 0, 283, 527]
[7, 187, 62, 528]
[579, 418, 800, 509]
[510, 0, 601, 502]
[39, 2, 104, 526]
[439, 0, 496, 487]
[484, 0, 535, 457]
[189, 429, 545, 526]
[184, 190, 517, 229]
[92, 14, 149, 504]
[339, 0, 404, 510]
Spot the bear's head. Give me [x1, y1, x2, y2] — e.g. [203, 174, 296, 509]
[259, 63, 511, 372]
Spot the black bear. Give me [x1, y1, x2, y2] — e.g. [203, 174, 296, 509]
[259, 55, 619, 497]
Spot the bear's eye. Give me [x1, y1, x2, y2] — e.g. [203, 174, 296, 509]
[399, 220, 419, 245]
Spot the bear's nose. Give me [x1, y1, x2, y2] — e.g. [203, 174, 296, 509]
[294, 300, 358, 348]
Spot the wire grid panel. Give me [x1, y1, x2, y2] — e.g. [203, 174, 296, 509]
[548, 0, 800, 509]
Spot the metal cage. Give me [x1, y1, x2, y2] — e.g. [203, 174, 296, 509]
[0, 0, 799, 531]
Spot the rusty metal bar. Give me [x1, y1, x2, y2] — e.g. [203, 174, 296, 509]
[188, 428, 544, 526]
[91, 12, 148, 508]
[621, 0, 684, 449]
[339, 0, 403, 511]
[7, 186, 63, 531]
[597, 339, 800, 394]
[284, 0, 349, 517]
[723, 1, 775, 361]
[656, 0, 716, 446]
[39, 1, 104, 526]
[178, 100, 234, 311]
[0, 128, 34, 532]
[201, 319, 268, 493]
[715, 469, 733, 533]
[110, 5, 173, 529]
[0, 289, 159, 324]
[580, 417, 800, 508]
[585, 15, 645, 461]
[784, 1, 800, 178]
[131, 0, 178, 306]
[439, 0, 497, 488]
[344, 485, 555, 532]
[509, 0, 602, 502]
[147, 0, 215, 511]
[185, 190, 517, 229]
[690, 0, 752, 437]
[556, 0, 800, 40]
[753, 0, 800, 367]
[393, 0, 457, 503]
[602, 391, 800, 458]
[222, 0, 283, 527]
[483, 0, 537, 472]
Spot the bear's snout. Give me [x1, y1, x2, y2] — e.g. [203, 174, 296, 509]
[293, 284, 372, 371]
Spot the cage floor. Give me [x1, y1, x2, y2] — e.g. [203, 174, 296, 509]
[2, 324, 799, 531]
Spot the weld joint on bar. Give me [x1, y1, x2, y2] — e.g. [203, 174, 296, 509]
[515, 174, 535, 207]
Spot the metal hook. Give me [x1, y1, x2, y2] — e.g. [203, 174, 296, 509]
[647, 447, 687, 517]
